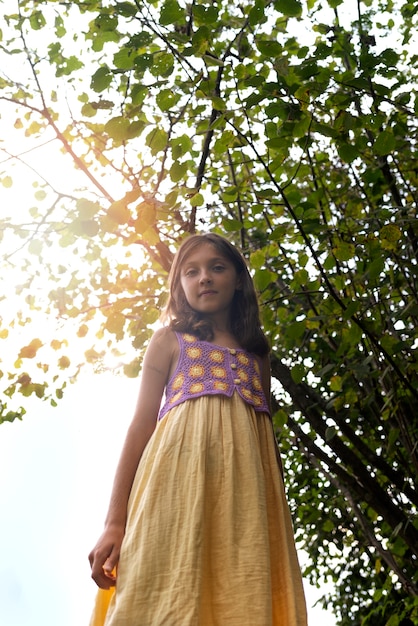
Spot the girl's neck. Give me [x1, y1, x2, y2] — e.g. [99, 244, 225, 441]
[211, 327, 241, 349]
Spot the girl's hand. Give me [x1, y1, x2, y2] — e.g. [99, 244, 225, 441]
[88, 526, 125, 589]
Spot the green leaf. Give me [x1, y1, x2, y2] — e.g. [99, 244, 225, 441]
[332, 240, 355, 262]
[274, 0, 302, 18]
[129, 32, 153, 49]
[379, 48, 400, 68]
[94, 13, 119, 32]
[150, 52, 174, 77]
[29, 10, 46, 30]
[366, 256, 385, 281]
[293, 113, 311, 138]
[171, 135, 193, 159]
[266, 102, 291, 120]
[291, 363, 305, 383]
[116, 2, 137, 17]
[190, 192, 204, 207]
[249, 0, 266, 26]
[286, 321, 306, 340]
[274, 408, 288, 427]
[340, 323, 363, 351]
[193, 5, 219, 24]
[380, 224, 402, 243]
[91, 66, 113, 92]
[191, 26, 210, 55]
[160, 0, 184, 25]
[81, 103, 97, 117]
[214, 130, 235, 154]
[342, 301, 361, 320]
[113, 47, 137, 70]
[55, 55, 83, 77]
[250, 249, 266, 269]
[146, 128, 169, 155]
[256, 40, 283, 56]
[134, 54, 154, 72]
[253, 268, 274, 291]
[322, 518, 335, 531]
[164, 190, 179, 208]
[170, 161, 188, 182]
[222, 219, 243, 232]
[337, 142, 360, 163]
[373, 129, 396, 156]
[156, 89, 180, 112]
[104, 116, 131, 141]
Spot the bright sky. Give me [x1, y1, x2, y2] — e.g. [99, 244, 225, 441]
[0, 372, 135, 626]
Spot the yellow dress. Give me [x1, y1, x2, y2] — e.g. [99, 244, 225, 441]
[90, 392, 307, 626]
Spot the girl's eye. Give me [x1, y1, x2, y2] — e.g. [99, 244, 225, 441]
[213, 265, 225, 272]
[185, 269, 197, 276]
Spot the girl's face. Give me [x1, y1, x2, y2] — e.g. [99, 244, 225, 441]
[179, 243, 241, 321]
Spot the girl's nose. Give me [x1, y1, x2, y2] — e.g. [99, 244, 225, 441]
[199, 271, 212, 283]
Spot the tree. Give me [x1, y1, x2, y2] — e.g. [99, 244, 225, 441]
[1, 0, 417, 622]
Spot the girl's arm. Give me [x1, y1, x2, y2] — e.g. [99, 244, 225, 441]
[88, 327, 177, 589]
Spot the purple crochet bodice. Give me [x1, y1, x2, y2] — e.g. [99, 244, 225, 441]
[158, 332, 270, 420]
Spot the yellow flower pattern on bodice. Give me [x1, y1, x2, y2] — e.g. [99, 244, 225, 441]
[158, 333, 269, 420]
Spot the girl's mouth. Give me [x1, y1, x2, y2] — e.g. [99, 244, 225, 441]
[199, 290, 217, 296]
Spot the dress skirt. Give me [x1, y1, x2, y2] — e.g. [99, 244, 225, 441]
[89, 393, 307, 626]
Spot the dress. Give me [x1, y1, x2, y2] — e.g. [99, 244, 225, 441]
[90, 333, 307, 626]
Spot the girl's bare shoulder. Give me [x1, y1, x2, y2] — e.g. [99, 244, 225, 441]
[146, 326, 178, 361]
[150, 325, 177, 347]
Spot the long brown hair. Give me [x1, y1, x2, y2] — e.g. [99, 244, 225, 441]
[161, 233, 270, 356]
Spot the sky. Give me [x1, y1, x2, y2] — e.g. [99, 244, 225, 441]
[0, 370, 337, 626]
[0, 372, 134, 626]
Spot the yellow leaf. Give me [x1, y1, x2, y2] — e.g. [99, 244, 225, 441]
[77, 324, 89, 338]
[19, 338, 43, 359]
[140, 226, 160, 245]
[58, 356, 71, 369]
[330, 375, 343, 392]
[17, 373, 32, 386]
[134, 201, 156, 234]
[107, 200, 131, 224]
[1, 176, 13, 188]
[85, 348, 103, 363]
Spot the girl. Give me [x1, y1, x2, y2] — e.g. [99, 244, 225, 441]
[88, 233, 307, 626]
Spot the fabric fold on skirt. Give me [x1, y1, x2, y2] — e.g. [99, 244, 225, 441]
[89, 393, 307, 626]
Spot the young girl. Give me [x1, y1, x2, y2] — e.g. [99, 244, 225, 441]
[88, 233, 307, 625]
